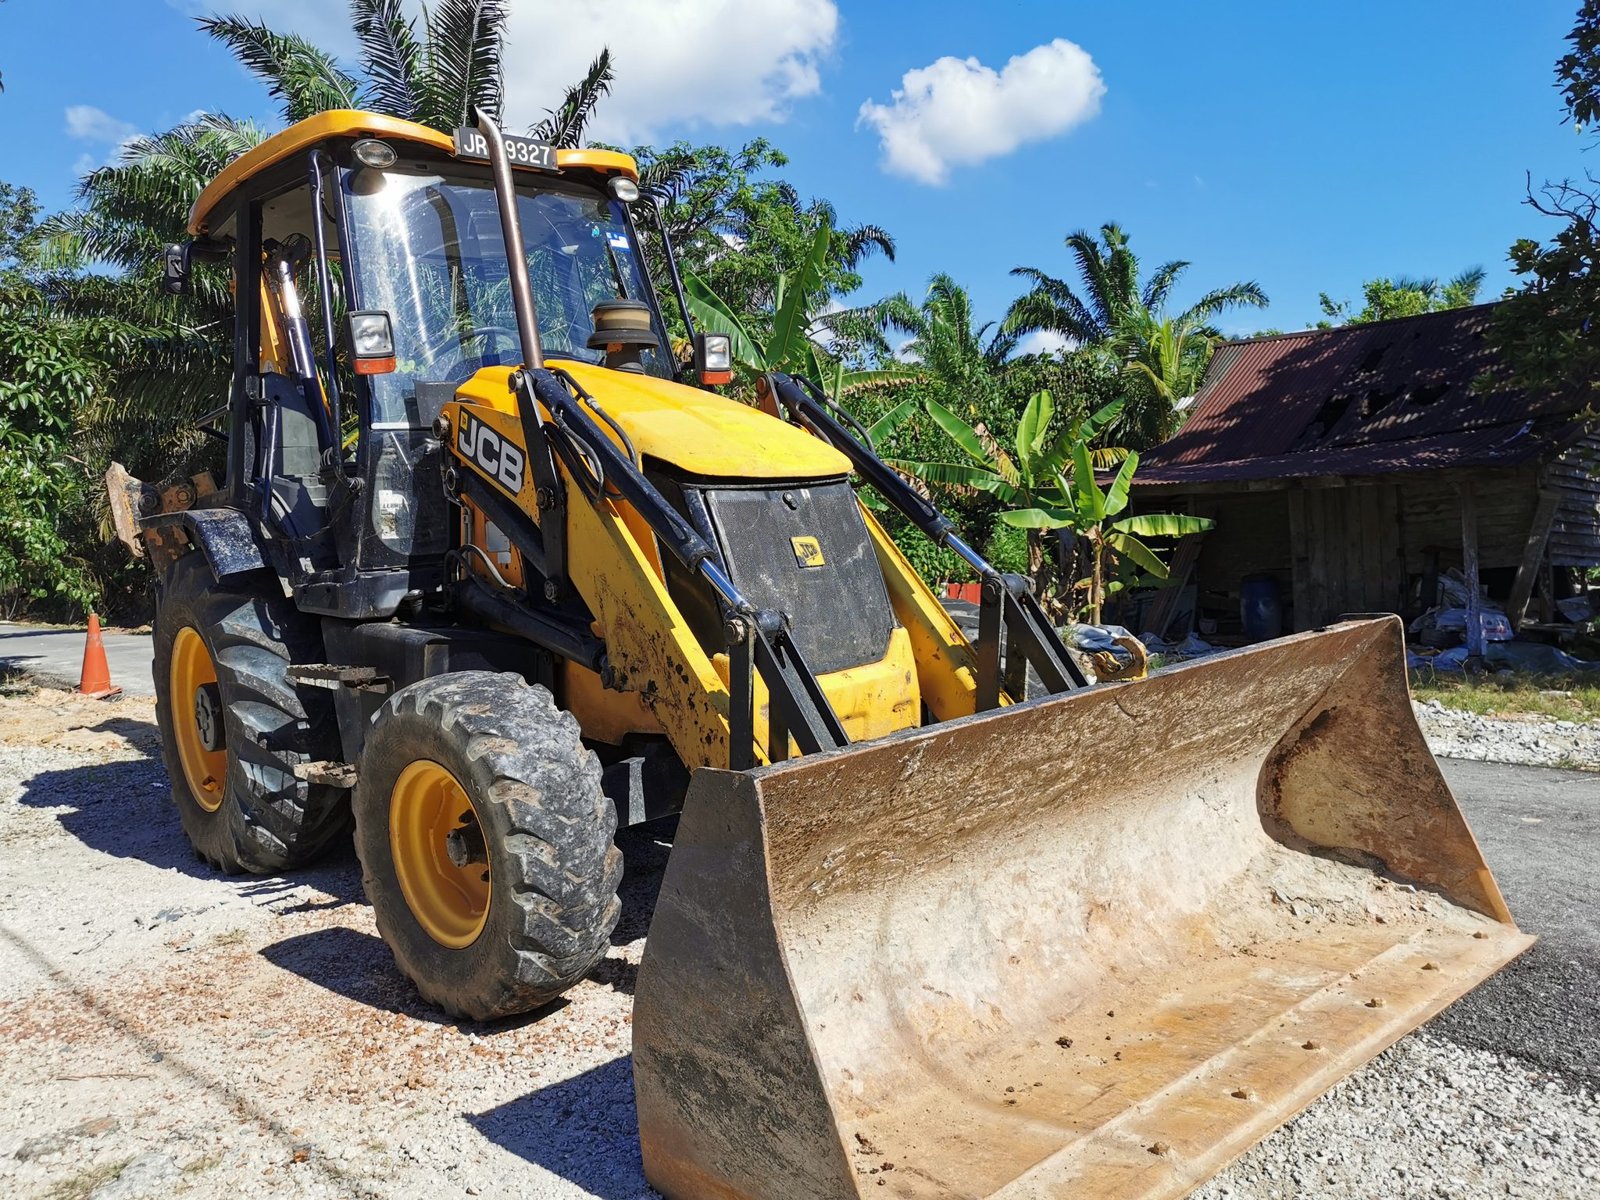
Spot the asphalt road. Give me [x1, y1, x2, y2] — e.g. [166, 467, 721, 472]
[1433, 759, 1598, 1089]
[0, 624, 154, 697]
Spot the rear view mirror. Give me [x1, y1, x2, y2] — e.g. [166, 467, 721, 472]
[161, 243, 189, 296]
[161, 238, 230, 296]
[694, 332, 734, 387]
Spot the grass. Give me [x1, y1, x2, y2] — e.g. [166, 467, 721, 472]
[1409, 668, 1600, 722]
[0, 667, 34, 699]
[44, 1158, 130, 1200]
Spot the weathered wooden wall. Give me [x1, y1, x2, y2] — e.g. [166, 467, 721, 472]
[1286, 486, 1406, 630]
[1158, 467, 1580, 640]
[1546, 431, 1600, 568]
[1395, 470, 1542, 576]
[1154, 465, 1587, 635]
[1188, 491, 1292, 596]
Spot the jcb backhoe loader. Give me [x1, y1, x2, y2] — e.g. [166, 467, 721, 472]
[111, 108, 1530, 1199]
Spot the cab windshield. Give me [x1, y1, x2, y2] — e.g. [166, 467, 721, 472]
[343, 164, 669, 426]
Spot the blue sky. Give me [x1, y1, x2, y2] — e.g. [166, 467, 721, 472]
[0, 1, 1588, 341]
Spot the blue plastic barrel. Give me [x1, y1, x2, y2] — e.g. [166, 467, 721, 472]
[1240, 574, 1284, 641]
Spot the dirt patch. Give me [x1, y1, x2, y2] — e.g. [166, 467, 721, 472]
[0, 689, 663, 1199]
[1, 687, 1595, 1200]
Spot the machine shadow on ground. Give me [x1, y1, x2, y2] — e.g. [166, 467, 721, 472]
[254, 808, 673, 1021]
[12, 710, 366, 903]
[467, 1055, 655, 1200]
[461, 829, 671, 1195]
[256, 925, 488, 1026]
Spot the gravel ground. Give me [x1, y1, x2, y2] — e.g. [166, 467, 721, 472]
[1413, 699, 1600, 769]
[0, 685, 1594, 1200]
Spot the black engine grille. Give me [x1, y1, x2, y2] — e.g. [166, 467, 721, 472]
[652, 473, 896, 676]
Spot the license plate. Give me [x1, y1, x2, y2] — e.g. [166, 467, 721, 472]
[453, 128, 557, 172]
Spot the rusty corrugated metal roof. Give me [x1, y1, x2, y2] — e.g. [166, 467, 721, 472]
[1134, 303, 1582, 486]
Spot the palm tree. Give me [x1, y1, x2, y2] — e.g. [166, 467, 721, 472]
[1005, 223, 1267, 348]
[1109, 310, 1218, 445]
[46, 116, 270, 483]
[1391, 268, 1487, 310]
[1005, 223, 1267, 447]
[683, 219, 910, 396]
[200, 2, 614, 145]
[884, 274, 1018, 385]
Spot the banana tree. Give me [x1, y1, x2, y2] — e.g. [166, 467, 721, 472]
[681, 219, 914, 396]
[888, 389, 1117, 600]
[1002, 440, 1212, 624]
[896, 388, 1210, 621]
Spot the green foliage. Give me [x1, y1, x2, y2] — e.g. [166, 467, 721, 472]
[1116, 310, 1214, 426]
[202, 2, 614, 144]
[200, 0, 519, 135]
[1559, 0, 1600, 136]
[1490, 184, 1600, 400]
[897, 388, 1212, 621]
[683, 219, 910, 394]
[1003, 222, 1267, 448]
[0, 453, 98, 618]
[0, 184, 107, 617]
[982, 521, 1032, 576]
[43, 119, 252, 491]
[1486, 5, 1600, 401]
[530, 48, 614, 146]
[632, 138, 894, 345]
[197, 15, 360, 122]
[840, 282, 1135, 588]
[1317, 269, 1485, 325]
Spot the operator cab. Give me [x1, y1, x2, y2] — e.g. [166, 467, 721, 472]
[178, 112, 659, 620]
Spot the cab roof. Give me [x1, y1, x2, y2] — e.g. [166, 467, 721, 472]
[187, 109, 639, 236]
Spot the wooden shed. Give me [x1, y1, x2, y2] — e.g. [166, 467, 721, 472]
[1128, 304, 1600, 642]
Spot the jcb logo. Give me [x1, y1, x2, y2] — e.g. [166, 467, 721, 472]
[457, 411, 526, 494]
[791, 536, 825, 568]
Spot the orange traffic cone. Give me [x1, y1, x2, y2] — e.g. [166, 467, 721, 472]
[77, 612, 122, 700]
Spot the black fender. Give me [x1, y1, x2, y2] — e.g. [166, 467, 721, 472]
[144, 507, 268, 582]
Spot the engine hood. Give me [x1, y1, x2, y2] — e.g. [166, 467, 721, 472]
[454, 362, 852, 482]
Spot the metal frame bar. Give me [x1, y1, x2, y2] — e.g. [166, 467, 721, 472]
[306, 149, 343, 459]
[460, 112, 851, 769]
[227, 201, 262, 506]
[764, 371, 1089, 705]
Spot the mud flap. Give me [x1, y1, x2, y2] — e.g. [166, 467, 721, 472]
[633, 618, 1532, 1200]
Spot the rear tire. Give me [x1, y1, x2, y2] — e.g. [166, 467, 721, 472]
[354, 671, 623, 1020]
[152, 552, 349, 873]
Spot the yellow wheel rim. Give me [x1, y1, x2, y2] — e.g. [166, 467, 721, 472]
[170, 626, 228, 813]
[390, 761, 492, 948]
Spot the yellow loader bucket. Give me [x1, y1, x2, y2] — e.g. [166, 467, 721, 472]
[633, 619, 1531, 1199]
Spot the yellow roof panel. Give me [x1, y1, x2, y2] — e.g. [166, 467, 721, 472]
[187, 109, 639, 235]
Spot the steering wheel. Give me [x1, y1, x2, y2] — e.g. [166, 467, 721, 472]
[421, 324, 520, 375]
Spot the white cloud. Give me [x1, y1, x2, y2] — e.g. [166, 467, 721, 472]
[180, 0, 839, 144]
[65, 105, 142, 173]
[503, 0, 839, 143]
[1015, 329, 1073, 358]
[65, 105, 138, 145]
[857, 39, 1105, 185]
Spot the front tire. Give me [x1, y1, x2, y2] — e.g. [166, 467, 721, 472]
[354, 671, 623, 1020]
[152, 552, 349, 873]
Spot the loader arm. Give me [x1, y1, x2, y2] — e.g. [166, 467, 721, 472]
[438, 108, 1066, 775]
[760, 370, 1090, 705]
[441, 363, 868, 771]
